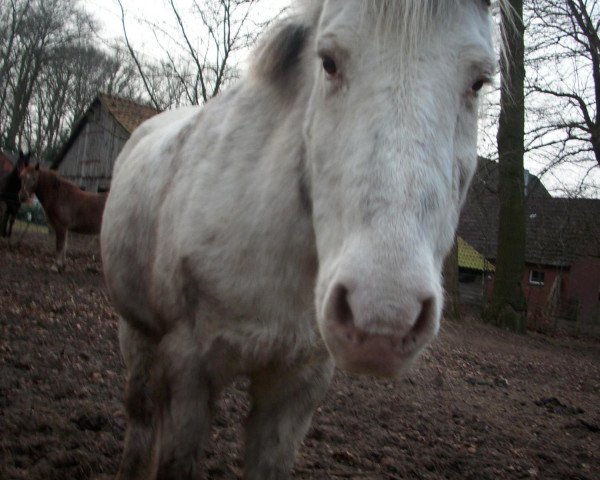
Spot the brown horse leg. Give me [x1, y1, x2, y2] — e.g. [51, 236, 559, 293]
[7, 214, 15, 238]
[0, 208, 8, 237]
[244, 359, 334, 480]
[53, 227, 67, 272]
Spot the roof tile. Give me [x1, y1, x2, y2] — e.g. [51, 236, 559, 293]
[98, 94, 160, 134]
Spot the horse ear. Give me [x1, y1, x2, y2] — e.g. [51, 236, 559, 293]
[35, 162, 40, 171]
[251, 21, 310, 84]
[23, 152, 30, 166]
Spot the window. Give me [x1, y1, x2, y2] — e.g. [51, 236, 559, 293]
[529, 270, 545, 286]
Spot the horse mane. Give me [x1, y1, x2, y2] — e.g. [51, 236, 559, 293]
[37, 167, 81, 193]
[250, 1, 318, 85]
[251, 0, 498, 84]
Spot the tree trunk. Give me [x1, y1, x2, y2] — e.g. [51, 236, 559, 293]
[483, 0, 528, 332]
[591, 129, 600, 168]
[4, 44, 44, 151]
[443, 236, 461, 321]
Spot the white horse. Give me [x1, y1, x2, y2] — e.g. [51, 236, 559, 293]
[101, 1, 496, 478]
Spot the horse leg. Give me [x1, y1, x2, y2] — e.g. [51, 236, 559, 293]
[244, 359, 334, 480]
[117, 321, 159, 480]
[0, 208, 7, 237]
[53, 227, 67, 272]
[118, 321, 215, 480]
[153, 325, 216, 480]
[7, 213, 15, 239]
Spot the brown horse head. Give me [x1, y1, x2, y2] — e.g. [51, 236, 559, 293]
[18, 163, 40, 204]
[16, 150, 31, 174]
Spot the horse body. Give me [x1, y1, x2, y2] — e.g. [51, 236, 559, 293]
[102, 1, 496, 478]
[19, 165, 107, 270]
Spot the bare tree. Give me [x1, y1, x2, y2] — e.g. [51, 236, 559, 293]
[0, 0, 146, 160]
[0, 0, 31, 125]
[0, 0, 99, 151]
[526, 0, 600, 195]
[24, 41, 142, 159]
[117, 0, 267, 109]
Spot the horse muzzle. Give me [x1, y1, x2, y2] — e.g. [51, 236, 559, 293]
[18, 191, 31, 204]
[319, 263, 441, 377]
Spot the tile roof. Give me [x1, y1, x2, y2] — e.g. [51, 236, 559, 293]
[98, 93, 160, 134]
[458, 158, 600, 267]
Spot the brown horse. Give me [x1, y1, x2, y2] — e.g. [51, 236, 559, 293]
[19, 164, 107, 271]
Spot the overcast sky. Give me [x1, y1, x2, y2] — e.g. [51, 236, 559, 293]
[86, 0, 290, 63]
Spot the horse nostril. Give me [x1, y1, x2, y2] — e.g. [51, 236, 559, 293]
[328, 284, 354, 327]
[411, 297, 435, 339]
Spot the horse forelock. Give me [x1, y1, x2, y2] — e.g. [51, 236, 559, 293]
[359, 0, 495, 53]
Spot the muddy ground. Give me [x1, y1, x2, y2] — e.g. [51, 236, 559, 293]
[1, 231, 599, 480]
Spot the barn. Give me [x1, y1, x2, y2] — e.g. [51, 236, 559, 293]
[52, 94, 160, 192]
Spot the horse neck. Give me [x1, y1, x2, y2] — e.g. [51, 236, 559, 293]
[34, 170, 60, 206]
[6, 168, 20, 191]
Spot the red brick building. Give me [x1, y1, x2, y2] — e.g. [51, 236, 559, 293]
[459, 158, 600, 325]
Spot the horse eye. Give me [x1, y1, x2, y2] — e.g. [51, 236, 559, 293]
[322, 56, 337, 76]
[471, 79, 485, 93]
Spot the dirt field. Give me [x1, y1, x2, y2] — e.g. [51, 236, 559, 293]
[1, 230, 599, 480]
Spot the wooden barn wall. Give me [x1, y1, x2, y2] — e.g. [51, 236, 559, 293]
[459, 275, 487, 305]
[58, 105, 129, 192]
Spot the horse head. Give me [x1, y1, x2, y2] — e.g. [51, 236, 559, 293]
[296, 0, 495, 376]
[18, 163, 39, 204]
[16, 150, 31, 174]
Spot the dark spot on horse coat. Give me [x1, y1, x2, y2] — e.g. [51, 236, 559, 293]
[202, 233, 217, 245]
